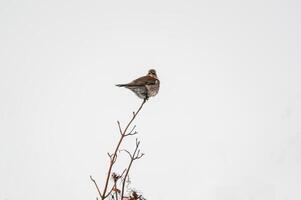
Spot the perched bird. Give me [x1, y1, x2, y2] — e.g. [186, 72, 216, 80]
[116, 69, 160, 100]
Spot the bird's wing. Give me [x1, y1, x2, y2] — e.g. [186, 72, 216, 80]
[127, 76, 157, 86]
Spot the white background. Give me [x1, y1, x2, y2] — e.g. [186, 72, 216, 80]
[1, 0, 301, 199]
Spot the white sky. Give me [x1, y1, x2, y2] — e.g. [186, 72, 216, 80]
[1, 0, 301, 200]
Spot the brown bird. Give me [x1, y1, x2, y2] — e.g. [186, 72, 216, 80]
[116, 69, 160, 100]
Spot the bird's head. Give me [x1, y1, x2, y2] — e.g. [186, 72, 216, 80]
[148, 69, 157, 78]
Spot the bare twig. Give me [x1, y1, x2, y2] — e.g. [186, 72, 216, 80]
[90, 175, 103, 199]
[104, 185, 115, 199]
[136, 152, 144, 160]
[129, 125, 136, 134]
[120, 169, 127, 178]
[114, 186, 119, 200]
[95, 99, 146, 200]
[121, 139, 144, 199]
[120, 149, 133, 159]
[117, 121, 122, 135]
[124, 125, 138, 136]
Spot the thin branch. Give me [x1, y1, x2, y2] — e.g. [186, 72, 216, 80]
[121, 159, 134, 199]
[120, 139, 144, 199]
[113, 182, 119, 200]
[104, 185, 115, 199]
[112, 153, 118, 164]
[129, 125, 136, 134]
[101, 99, 147, 199]
[135, 139, 140, 147]
[124, 125, 138, 136]
[120, 169, 127, 178]
[120, 149, 133, 159]
[135, 153, 144, 160]
[90, 175, 103, 199]
[107, 153, 112, 159]
[117, 121, 122, 135]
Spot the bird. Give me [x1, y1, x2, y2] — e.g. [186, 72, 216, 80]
[116, 69, 160, 100]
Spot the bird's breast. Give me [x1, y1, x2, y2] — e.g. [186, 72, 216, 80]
[146, 80, 160, 97]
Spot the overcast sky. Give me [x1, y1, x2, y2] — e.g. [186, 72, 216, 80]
[1, 0, 301, 200]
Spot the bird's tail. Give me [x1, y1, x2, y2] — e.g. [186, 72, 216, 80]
[116, 84, 127, 87]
